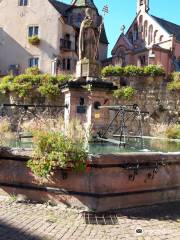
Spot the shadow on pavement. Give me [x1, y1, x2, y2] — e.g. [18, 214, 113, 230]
[0, 219, 43, 240]
[117, 201, 180, 221]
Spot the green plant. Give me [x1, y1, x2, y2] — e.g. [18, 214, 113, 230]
[38, 74, 71, 97]
[27, 131, 88, 178]
[0, 75, 14, 93]
[165, 124, 180, 139]
[144, 65, 165, 77]
[113, 87, 135, 100]
[124, 65, 144, 77]
[101, 65, 124, 77]
[25, 67, 41, 75]
[28, 35, 40, 45]
[11, 74, 42, 97]
[167, 72, 180, 91]
[0, 73, 71, 98]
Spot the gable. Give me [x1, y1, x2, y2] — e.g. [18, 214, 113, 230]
[112, 34, 133, 55]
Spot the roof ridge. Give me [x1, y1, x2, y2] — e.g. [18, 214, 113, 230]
[151, 15, 180, 28]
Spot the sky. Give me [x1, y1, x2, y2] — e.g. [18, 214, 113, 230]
[61, 0, 180, 56]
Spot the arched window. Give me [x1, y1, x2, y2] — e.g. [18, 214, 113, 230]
[159, 35, 164, 42]
[128, 31, 133, 44]
[139, 15, 143, 38]
[144, 20, 148, 38]
[153, 30, 158, 43]
[148, 25, 153, 44]
[134, 23, 139, 41]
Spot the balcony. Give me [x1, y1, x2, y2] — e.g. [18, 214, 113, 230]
[60, 39, 72, 51]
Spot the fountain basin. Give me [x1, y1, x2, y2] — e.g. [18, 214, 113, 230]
[0, 146, 180, 212]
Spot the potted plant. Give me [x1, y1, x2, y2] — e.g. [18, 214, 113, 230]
[28, 35, 40, 46]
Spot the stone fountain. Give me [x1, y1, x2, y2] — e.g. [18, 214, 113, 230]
[62, 8, 116, 133]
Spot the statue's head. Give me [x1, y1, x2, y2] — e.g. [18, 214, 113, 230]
[85, 8, 93, 19]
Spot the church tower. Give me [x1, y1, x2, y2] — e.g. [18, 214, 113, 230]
[137, 0, 149, 14]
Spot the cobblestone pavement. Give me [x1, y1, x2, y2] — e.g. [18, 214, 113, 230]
[0, 199, 180, 240]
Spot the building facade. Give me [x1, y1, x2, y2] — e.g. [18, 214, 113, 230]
[105, 0, 180, 74]
[0, 0, 108, 76]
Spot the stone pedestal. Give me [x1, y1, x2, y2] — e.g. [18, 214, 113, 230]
[76, 59, 101, 79]
[62, 80, 116, 136]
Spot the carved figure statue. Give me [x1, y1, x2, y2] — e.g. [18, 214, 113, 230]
[79, 8, 102, 61]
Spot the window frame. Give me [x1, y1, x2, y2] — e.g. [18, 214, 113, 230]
[28, 25, 39, 38]
[29, 57, 39, 68]
[19, 0, 28, 6]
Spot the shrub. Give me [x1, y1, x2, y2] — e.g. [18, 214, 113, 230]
[25, 67, 41, 75]
[167, 72, 180, 91]
[38, 74, 71, 97]
[0, 73, 71, 98]
[27, 131, 88, 178]
[143, 65, 165, 77]
[28, 36, 40, 45]
[0, 75, 14, 93]
[101, 65, 124, 77]
[124, 65, 144, 77]
[113, 86, 135, 100]
[11, 74, 42, 97]
[165, 124, 180, 139]
[101, 64, 165, 78]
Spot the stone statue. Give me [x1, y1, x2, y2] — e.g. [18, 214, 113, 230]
[79, 8, 102, 61]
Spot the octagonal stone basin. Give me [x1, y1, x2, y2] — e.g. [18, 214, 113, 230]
[0, 143, 180, 212]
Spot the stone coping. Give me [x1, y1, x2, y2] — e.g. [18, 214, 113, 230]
[0, 147, 180, 164]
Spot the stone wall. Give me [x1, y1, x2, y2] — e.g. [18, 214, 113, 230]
[104, 76, 180, 135]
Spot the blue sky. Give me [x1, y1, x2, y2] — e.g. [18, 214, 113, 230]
[61, 0, 180, 56]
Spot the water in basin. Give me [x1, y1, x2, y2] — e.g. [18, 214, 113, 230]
[2, 137, 180, 154]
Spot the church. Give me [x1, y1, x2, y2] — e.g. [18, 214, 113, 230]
[105, 0, 180, 74]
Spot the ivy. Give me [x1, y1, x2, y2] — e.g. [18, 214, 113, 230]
[113, 87, 135, 100]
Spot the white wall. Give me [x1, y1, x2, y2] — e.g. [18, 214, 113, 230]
[0, 0, 62, 74]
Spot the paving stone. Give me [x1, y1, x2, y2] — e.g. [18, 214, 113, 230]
[0, 200, 180, 240]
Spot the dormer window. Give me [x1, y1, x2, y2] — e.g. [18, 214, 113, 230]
[19, 0, 28, 6]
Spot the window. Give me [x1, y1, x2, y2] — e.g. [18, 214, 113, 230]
[29, 57, 39, 67]
[67, 59, 71, 70]
[134, 24, 139, 41]
[28, 26, 39, 37]
[128, 31, 133, 44]
[148, 25, 153, 44]
[19, 0, 28, 6]
[62, 59, 66, 70]
[62, 58, 71, 71]
[144, 20, 148, 38]
[154, 30, 158, 43]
